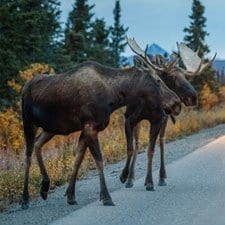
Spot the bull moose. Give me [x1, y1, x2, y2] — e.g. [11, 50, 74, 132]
[21, 44, 181, 209]
[120, 38, 216, 190]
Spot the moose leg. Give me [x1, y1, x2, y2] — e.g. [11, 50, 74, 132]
[125, 123, 141, 188]
[89, 141, 114, 206]
[21, 122, 37, 209]
[34, 131, 54, 200]
[84, 124, 114, 206]
[145, 122, 162, 191]
[134, 122, 141, 154]
[158, 117, 168, 186]
[120, 118, 135, 184]
[65, 132, 87, 205]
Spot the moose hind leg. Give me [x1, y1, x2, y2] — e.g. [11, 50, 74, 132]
[22, 122, 37, 209]
[34, 131, 54, 200]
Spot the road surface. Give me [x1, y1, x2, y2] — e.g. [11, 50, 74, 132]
[51, 135, 225, 225]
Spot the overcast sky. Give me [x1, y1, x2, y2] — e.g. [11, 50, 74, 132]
[60, 0, 225, 59]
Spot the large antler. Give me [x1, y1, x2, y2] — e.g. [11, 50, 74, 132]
[177, 42, 217, 76]
[126, 36, 178, 73]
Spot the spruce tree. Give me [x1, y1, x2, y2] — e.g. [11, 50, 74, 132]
[0, 0, 61, 109]
[183, 0, 209, 58]
[90, 18, 112, 65]
[183, 0, 216, 93]
[110, 0, 128, 67]
[65, 0, 94, 63]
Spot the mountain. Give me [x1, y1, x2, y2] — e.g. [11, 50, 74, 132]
[123, 43, 170, 66]
[213, 60, 225, 73]
[146, 43, 170, 58]
[213, 60, 225, 85]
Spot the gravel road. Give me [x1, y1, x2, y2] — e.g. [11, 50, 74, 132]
[51, 135, 225, 225]
[1, 124, 225, 225]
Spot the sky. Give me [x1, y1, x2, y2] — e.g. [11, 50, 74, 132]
[60, 0, 225, 60]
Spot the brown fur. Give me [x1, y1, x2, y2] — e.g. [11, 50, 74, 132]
[21, 60, 181, 209]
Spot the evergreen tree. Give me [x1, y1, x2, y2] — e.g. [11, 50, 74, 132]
[65, 0, 94, 63]
[183, 0, 216, 93]
[183, 0, 209, 58]
[0, 0, 61, 109]
[110, 0, 128, 67]
[90, 18, 112, 65]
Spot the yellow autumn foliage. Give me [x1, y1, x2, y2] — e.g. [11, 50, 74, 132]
[8, 63, 55, 93]
[218, 86, 225, 103]
[0, 108, 23, 154]
[200, 84, 219, 111]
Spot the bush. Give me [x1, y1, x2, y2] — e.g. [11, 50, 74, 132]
[200, 83, 219, 111]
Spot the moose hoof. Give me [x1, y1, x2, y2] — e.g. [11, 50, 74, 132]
[40, 180, 50, 200]
[119, 174, 127, 184]
[102, 199, 115, 206]
[158, 178, 167, 186]
[40, 191, 48, 200]
[145, 184, 155, 191]
[67, 195, 78, 205]
[21, 201, 29, 210]
[125, 180, 134, 188]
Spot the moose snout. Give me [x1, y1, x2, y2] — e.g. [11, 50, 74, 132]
[163, 99, 181, 116]
[184, 91, 198, 106]
[172, 101, 181, 115]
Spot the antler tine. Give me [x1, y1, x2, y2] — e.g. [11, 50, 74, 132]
[126, 36, 145, 57]
[126, 36, 164, 72]
[165, 57, 180, 72]
[196, 46, 200, 56]
[196, 52, 217, 75]
[145, 44, 149, 57]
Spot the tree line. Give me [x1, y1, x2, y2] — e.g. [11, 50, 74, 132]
[0, 0, 216, 110]
[0, 0, 128, 109]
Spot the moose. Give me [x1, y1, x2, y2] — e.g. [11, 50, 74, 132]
[21, 44, 181, 209]
[120, 38, 216, 190]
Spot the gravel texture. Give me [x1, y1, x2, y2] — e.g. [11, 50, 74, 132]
[1, 124, 225, 225]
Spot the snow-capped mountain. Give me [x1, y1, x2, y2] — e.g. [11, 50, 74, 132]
[123, 43, 170, 66]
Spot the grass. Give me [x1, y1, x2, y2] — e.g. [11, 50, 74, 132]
[0, 106, 225, 211]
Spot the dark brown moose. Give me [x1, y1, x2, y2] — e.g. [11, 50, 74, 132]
[120, 39, 216, 190]
[21, 53, 181, 209]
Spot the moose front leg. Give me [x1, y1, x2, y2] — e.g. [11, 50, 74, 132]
[120, 101, 144, 185]
[65, 132, 87, 205]
[86, 124, 114, 206]
[158, 116, 168, 186]
[145, 122, 162, 191]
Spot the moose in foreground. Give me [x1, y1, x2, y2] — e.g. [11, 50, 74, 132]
[120, 38, 216, 190]
[21, 41, 181, 209]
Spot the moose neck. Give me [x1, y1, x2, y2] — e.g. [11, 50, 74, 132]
[106, 67, 156, 112]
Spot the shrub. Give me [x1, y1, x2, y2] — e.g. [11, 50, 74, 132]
[200, 83, 219, 111]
